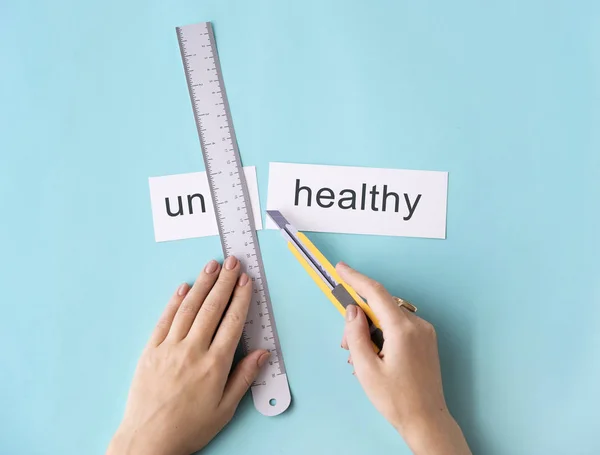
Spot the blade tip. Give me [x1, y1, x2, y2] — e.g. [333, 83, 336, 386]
[266, 210, 282, 219]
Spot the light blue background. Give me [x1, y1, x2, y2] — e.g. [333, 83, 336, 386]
[1, 1, 599, 454]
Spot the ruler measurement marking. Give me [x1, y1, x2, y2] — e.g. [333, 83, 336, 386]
[176, 22, 289, 415]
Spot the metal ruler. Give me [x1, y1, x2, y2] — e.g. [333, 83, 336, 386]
[176, 22, 291, 416]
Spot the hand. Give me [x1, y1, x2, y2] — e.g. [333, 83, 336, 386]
[337, 262, 471, 455]
[107, 257, 270, 455]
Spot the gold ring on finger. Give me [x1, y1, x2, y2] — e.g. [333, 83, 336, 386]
[393, 296, 417, 313]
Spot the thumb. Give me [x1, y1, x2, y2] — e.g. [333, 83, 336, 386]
[221, 350, 270, 410]
[344, 305, 379, 372]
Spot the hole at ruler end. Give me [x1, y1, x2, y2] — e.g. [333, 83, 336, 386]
[269, 398, 277, 407]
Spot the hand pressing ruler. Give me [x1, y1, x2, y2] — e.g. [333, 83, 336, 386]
[176, 22, 291, 416]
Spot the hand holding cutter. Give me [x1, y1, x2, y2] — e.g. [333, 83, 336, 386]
[267, 210, 385, 352]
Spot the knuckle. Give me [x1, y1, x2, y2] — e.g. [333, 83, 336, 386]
[166, 299, 180, 311]
[369, 280, 389, 298]
[398, 319, 418, 337]
[178, 302, 198, 315]
[221, 407, 236, 423]
[234, 283, 252, 298]
[207, 356, 220, 370]
[370, 280, 386, 292]
[202, 355, 221, 374]
[201, 298, 223, 314]
[422, 320, 437, 337]
[180, 342, 197, 360]
[139, 349, 156, 368]
[194, 274, 216, 290]
[389, 318, 405, 332]
[241, 370, 254, 389]
[155, 317, 170, 330]
[210, 278, 238, 298]
[218, 269, 239, 284]
[223, 310, 243, 327]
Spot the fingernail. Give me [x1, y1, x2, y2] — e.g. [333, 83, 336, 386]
[346, 305, 357, 321]
[205, 260, 219, 274]
[238, 273, 249, 287]
[177, 283, 190, 296]
[338, 261, 349, 269]
[224, 256, 238, 270]
[258, 351, 271, 367]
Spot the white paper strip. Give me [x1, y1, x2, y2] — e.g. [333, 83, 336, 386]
[149, 166, 262, 242]
[266, 162, 448, 239]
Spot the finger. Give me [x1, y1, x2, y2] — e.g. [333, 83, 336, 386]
[189, 256, 240, 346]
[347, 353, 353, 365]
[336, 262, 405, 329]
[220, 350, 270, 411]
[149, 283, 190, 346]
[344, 305, 380, 373]
[210, 273, 252, 361]
[169, 259, 221, 341]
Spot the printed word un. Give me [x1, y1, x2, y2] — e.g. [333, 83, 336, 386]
[149, 167, 262, 242]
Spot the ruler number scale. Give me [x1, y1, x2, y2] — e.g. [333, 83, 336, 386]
[176, 22, 291, 416]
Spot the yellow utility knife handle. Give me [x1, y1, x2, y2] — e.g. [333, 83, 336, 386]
[287, 232, 384, 353]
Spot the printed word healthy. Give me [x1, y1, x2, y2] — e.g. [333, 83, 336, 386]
[294, 179, 422, 221]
